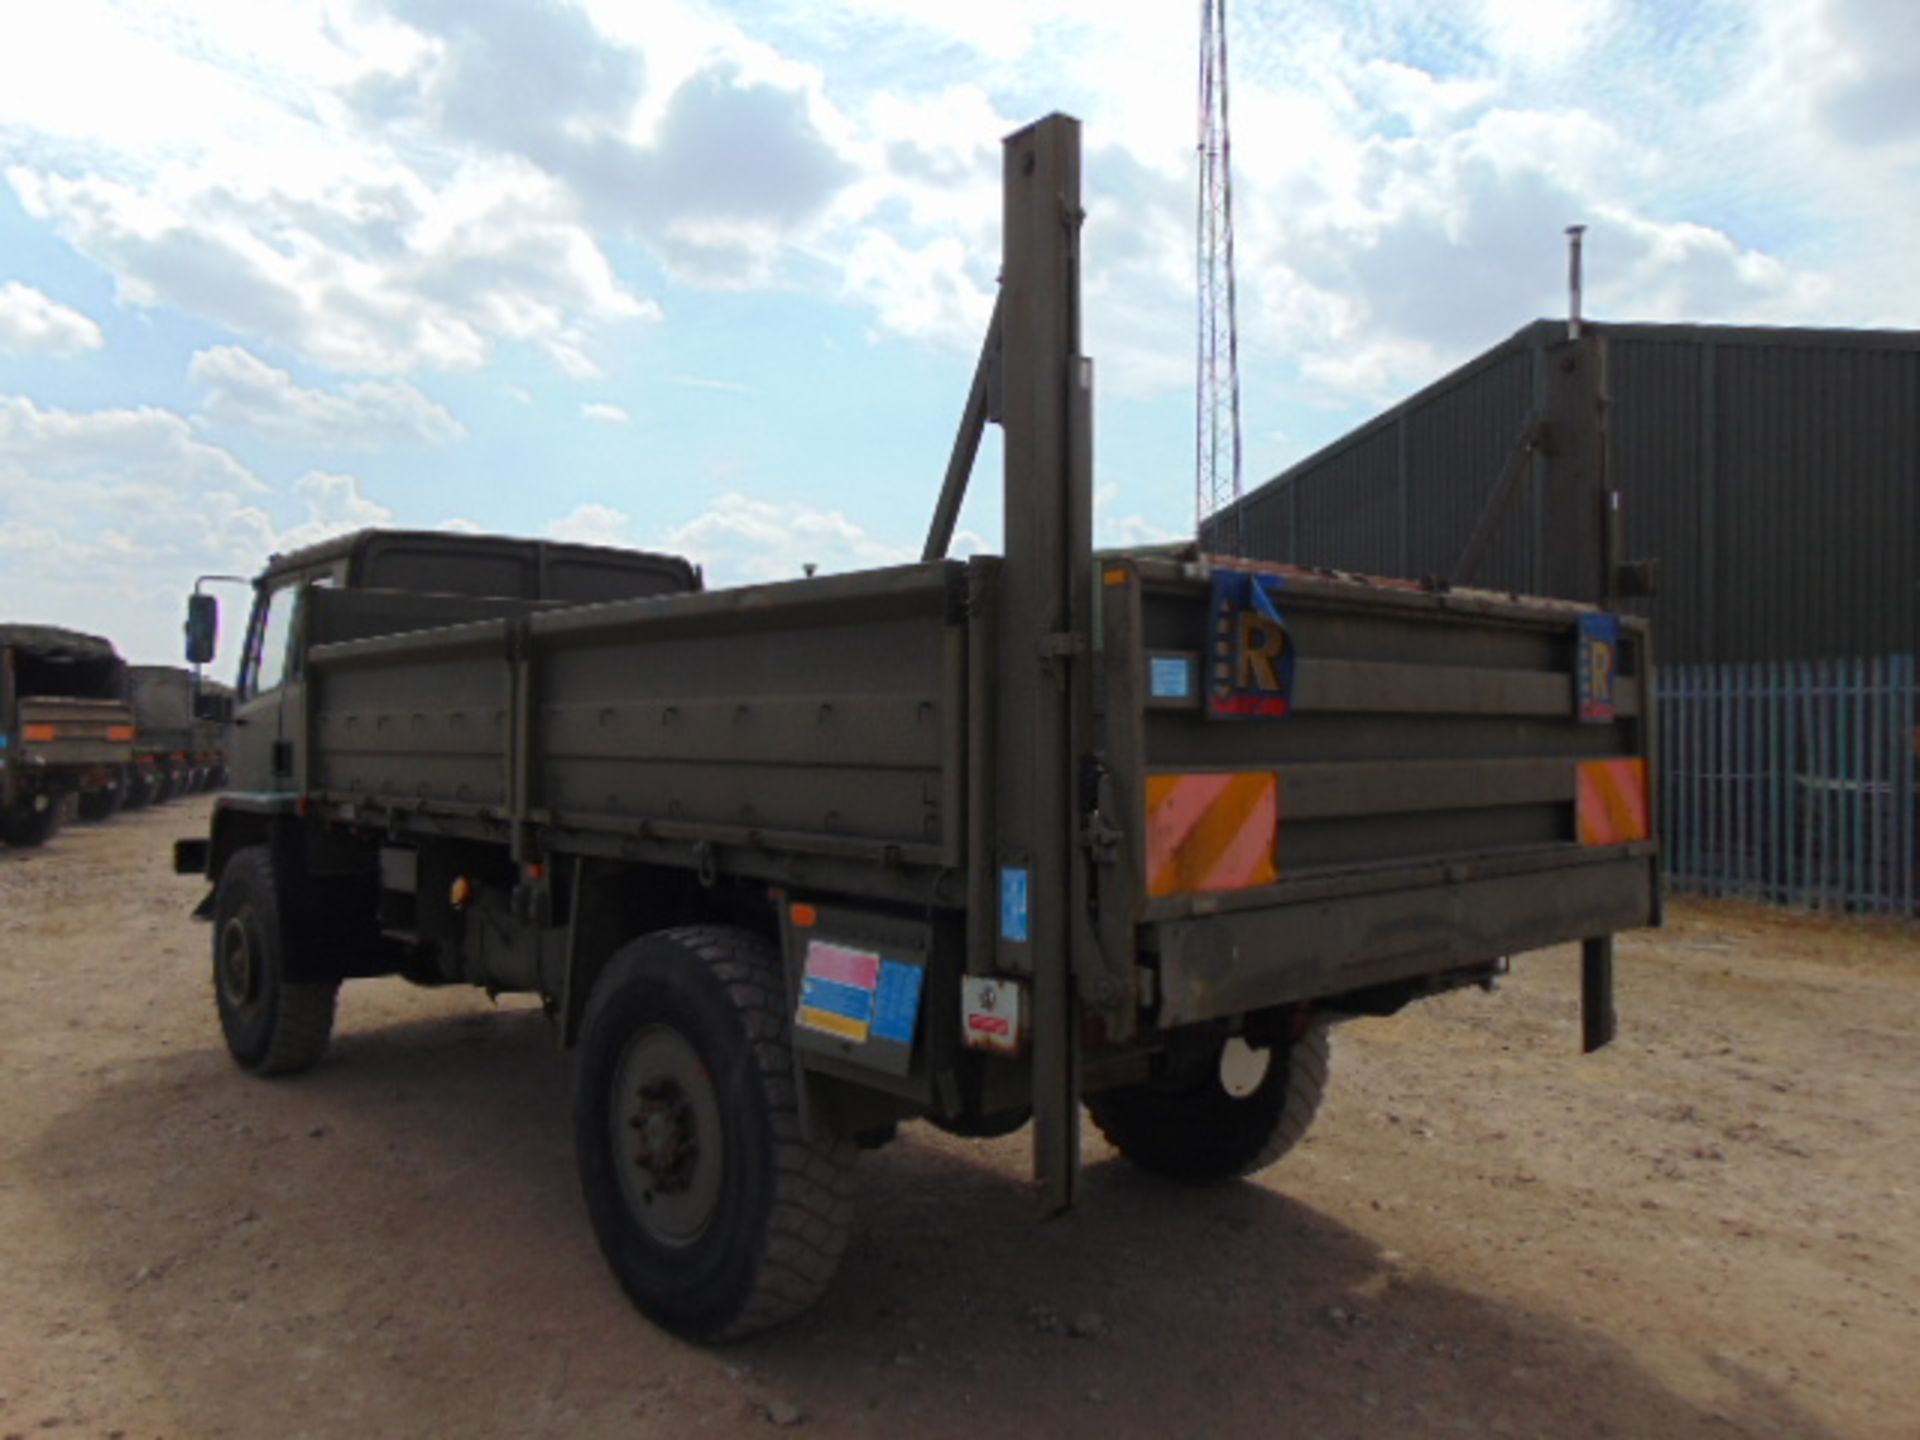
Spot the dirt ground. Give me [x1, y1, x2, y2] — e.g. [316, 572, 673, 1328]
[2, 800, 1916, 1440]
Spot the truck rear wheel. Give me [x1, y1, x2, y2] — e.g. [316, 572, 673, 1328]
[212, 846, 339, 1076]
[76, 781, 123, 822]
[574, 925, 856, 1342]
[3, 799, 61, 848]
[1087, 1024, 1332, 1183]
[930, 1106, 1032, 1140]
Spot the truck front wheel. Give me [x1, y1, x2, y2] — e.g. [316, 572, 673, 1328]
[1087, 1024, 1332, 1183]
[574, 925, 856, 1342]
[212, 846, 339, 1076]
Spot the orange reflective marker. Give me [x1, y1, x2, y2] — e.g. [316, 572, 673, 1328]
[1577, 759, 1650, 847]
[1145, 772, 1279, 897]
[21, 724, 55, 743]
[789, 902, 818, 929]
[1103, 568, 1129, 587]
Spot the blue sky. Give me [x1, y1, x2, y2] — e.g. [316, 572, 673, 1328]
[1, 0, 1916, 664]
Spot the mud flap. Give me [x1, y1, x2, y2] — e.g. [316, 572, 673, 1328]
[1581, 935, 1616, 1053]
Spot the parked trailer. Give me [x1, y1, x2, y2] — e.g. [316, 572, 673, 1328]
[176, 114, 1659, 1341]
[126, 666, 233, 806]
[1, 625, 137, 843]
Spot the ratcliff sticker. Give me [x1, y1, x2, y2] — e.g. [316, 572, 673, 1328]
[1207, 571, 1296, 719]
[1577, 614, 1621, 723]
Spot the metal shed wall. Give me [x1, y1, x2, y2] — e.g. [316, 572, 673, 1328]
[1231, 320, 1920, 665]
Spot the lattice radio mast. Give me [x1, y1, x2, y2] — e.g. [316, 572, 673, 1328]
[1196, 0, 1244, 553]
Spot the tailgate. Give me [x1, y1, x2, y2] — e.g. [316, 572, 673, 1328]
[1093, 557, 1658, 1031]
[18, 697, 137, 766]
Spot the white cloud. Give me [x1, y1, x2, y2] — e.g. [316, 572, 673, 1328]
[547, 502, 635, 545]
[666, 374, 755, 394]
[1476, 0, 1621, 68]
[547, 492, 919, 583]
[0, 392, 461, 665]
[1094, 482, 1185, 551]
[0, 394, 275, 662]
[189, 344, 466, 448]
[0, 0, 662, 381]
[8, 0, 1897, 415]
[0, 282, 104, 356]
[0, 393, 262, 498]
[9, 162, 657, 379]
[580, 402, 631, 425]
[661, 491, 912, 585]
[839, 232, 993, 350]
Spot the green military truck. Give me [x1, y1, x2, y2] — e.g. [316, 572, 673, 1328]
[1, 624, 137, 844]
[126, 666, 233, 806]
[175, 115, 1659, 1342]
[192, 679, 235, 793]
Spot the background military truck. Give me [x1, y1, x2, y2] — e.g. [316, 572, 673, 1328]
[176, 115, 1659, 1343]
[126, 666, 233, 806]
[1, 624, 137, 844]
[192, 678, 235, 793]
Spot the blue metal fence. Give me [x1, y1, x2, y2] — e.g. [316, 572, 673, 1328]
[1659, 656, 1917, 914]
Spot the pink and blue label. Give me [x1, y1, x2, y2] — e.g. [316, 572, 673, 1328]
[796, 940, 923, 1048]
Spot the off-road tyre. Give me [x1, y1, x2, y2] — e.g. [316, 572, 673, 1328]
[1087, 1024, 1332, 1183]
[121, 769, 152, 811]
[2, 802, 60, 848]
[574, 925, 856, 1342]
[212, 846, 338, 1076]
[930, 1106, 1032, 1140]
[76, 784, 122, 822]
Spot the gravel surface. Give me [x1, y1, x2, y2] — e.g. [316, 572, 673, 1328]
[3, 798, 1915, 1439]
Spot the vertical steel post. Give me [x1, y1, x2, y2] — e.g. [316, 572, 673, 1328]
[996, 114, 1090, 1213]
[1900, 654, 1915, 917]
[1770, 659, 1785, 903]
[1852, 655, 1867, 908]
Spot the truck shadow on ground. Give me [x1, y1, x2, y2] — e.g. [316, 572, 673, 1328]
[24, 999, 1838, 1440]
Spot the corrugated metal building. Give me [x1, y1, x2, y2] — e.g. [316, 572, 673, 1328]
[1231, 319, 1920, 665]
[1221, 319, 1920, 915]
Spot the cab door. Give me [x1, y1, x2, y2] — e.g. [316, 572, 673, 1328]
[228, 579, 300, 794]
[232, 565, 348, 792]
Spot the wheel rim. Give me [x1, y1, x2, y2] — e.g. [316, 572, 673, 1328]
[611, 1026, 725, 1247]
[1218, 1036, 1272, 1098]
[218, 916, 259, 1008]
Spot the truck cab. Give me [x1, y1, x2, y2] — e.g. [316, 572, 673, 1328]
[193, 530, 701, 797]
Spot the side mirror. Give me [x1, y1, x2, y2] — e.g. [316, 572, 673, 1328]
[185, 593, 218, 665]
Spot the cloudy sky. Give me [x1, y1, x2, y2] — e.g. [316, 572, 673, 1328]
[1, 0, 1915, 665]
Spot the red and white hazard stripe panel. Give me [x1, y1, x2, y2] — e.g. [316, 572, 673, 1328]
[1145, 771, 1279, 898]
[1577, 758, 1650, 847]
